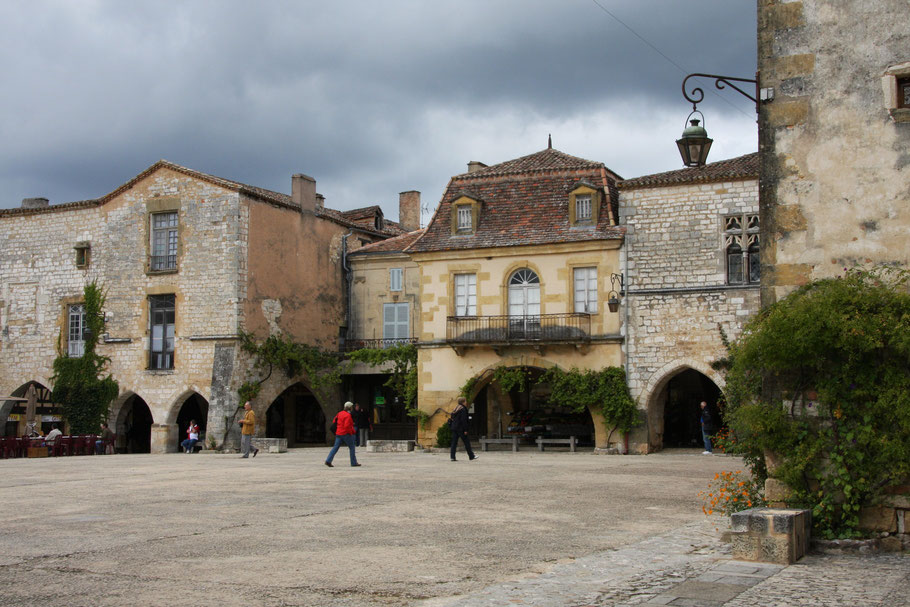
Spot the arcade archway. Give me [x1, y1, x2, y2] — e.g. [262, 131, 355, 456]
[115, 394, 154, 453]
[266, 382, 326, 446]
[648, 368, 721, 450]
[174, 393, 209, 451]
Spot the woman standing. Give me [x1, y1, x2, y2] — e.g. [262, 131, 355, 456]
[449, 397, 477, 462]
[325, 401, 361, 467]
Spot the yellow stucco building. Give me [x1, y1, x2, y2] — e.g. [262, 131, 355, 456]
[406, 147, 627, 448]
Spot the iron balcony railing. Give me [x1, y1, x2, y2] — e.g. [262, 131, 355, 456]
[342, 337, 417, 352]
[446, 313, 591, 344]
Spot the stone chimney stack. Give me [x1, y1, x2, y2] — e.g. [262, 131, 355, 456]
[21, 197, 49, 209]
[467, 161, 487, 174]
[291, 174, 317, 213]
[399, 190, 420, 232]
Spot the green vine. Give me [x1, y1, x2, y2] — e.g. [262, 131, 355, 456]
[51, 281, 119, 434]
[348, 344, 424, 424]
[492, 366, 533, 393]
[720, 266, 910, 538]
[238, 331, 345, 402]
[540, 366, 638, 443]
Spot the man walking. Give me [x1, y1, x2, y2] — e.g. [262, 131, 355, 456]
[239, 401, 259, 458]
[325, 401, 360, 467]
[449, 397, 477, 462]
[700, 401, 714, 455]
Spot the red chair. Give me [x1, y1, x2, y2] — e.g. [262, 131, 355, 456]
[53, 436, 72, 457]
[85, 434, 98, 455]
[15, 437, 30, 458]
[0, 436, 13, 458]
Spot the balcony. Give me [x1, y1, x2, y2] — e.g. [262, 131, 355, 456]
[342, 338, 417, 352]
[446, 313, 591, 354]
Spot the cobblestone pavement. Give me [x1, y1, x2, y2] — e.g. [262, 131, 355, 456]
[422, 519, 910, 607]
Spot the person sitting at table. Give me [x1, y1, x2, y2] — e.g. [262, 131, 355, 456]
[45, 424, 62, 445]
[95, 422, 114, 454]
[181, 420, 200, 454]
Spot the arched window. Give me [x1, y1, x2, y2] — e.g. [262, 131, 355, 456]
[508, 269, 540, 338]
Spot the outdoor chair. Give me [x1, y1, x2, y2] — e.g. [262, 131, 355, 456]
[53, 436, 72, 457]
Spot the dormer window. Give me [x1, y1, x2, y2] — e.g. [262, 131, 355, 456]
[450, 195, 481, 235]
[568, 185, 599, 226]
[575, 195, 592, 221]
[457, 206, 472, 230]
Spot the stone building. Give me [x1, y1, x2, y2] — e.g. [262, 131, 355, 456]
[618, 153, 760, 453]
[758, 0, 910, 304]
[0, 161, 404, 452]
[406, 147, 626, 448]
[343, 215, 424, 440]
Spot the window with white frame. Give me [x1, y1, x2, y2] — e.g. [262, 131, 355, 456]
[390, 267, 403, 291]
[575, 194, 592, 222]
[68, 304, 85, 357]
[383, 302, 409, 340]
[149, 294, 175, 369]
[724, 214, 760, 285]
[573, 267, 598, 313]
[150, 211, 178, 271]
[456, 206, 472, 231]
[454, 273, 476, 316]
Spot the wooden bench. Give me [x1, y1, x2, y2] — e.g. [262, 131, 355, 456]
[535, 436, 577, 452]
[479, 436, 520, 452]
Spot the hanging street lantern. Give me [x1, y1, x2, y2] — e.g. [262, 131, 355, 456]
[676, 112, 713, 168]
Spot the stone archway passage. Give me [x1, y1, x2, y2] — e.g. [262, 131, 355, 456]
[660, 369, 721, 449]
[266, 383, 326, 446]
[116, 395, 154, 454]
[175, 393, 209, 451]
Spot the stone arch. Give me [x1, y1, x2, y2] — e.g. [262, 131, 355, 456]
[166, 390, 210, 452]
[456, 358, 598, 446]
[643, 359, 725, 452]
[112, 390, 155, 454]
[252, 374, 334, 440]
[1, 380, 54, 436]
[164, 387, 212, 425]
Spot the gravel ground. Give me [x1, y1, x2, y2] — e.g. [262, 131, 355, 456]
[0, 447, 734, 606]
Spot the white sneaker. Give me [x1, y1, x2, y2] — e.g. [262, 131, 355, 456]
[702, 451, 713, 455]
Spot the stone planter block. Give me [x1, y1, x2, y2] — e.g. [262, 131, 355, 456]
[250, 437, 287, 453]
[729, 508, 811, 564]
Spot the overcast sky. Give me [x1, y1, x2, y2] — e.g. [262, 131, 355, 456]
[0, 0, 757, 222]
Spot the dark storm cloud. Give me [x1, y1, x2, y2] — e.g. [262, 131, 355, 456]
[0, 1, 756, 216]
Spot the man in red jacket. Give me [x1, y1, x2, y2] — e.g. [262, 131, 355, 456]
[325, 401, 361, 467]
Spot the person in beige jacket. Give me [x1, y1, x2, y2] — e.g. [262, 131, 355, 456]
[238, 401, 259, 458]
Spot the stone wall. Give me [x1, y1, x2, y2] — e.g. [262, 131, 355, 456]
[758, 0, 910, 304]
[619, 177, 759, 452]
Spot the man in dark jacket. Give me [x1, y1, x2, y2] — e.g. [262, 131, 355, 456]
[449, 397, 477, 462]
[700, 401, 714, 455]
[353, 403, 371, 447]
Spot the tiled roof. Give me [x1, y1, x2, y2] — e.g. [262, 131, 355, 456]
[408, 148, 625, 254]
[619, 152, 759, 189]
[455, 147, 622, 180]
[349, 229, 425, 255]
[0, 160, 404, 237]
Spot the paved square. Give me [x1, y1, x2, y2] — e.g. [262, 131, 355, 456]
[0, 449, 736, 606]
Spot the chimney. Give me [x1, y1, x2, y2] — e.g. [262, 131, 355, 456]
[399, 190, 420, 232]
[467, 161, 487, 174]
[21, 197, 49, 209]
[291, 174, 317, 213]
[315, 193, 325, 210]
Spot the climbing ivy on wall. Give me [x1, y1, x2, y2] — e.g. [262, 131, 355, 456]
[720, 267, 910, 537]
[347, 343, 424, 423]
[237, 331, 344, 403]
[51, 281, 119, 434]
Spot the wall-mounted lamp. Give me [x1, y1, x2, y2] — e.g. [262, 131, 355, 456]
[677, 73, 758, 168]
[608, 273, 624, 313]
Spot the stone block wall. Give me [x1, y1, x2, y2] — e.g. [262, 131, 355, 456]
[618, 178, 760, 451]
[758, 0, 910, 304]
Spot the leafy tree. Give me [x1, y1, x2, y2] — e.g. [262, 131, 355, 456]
[722, 267, 910, 537]
[347, 343, 423, 423]
[51, 282, 119, 434]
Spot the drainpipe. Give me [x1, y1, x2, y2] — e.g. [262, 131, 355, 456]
[341, 230, 354, 349]
[622, 232, 631, 454]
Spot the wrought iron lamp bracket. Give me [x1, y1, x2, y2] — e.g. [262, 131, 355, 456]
[682, 73, 758, 112]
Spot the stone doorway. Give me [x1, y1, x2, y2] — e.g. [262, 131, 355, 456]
[653, 369, 721, 450]
[175, 393, 208, 451]
[116, 395, 154, 453]
[266, 383, 326, 446]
